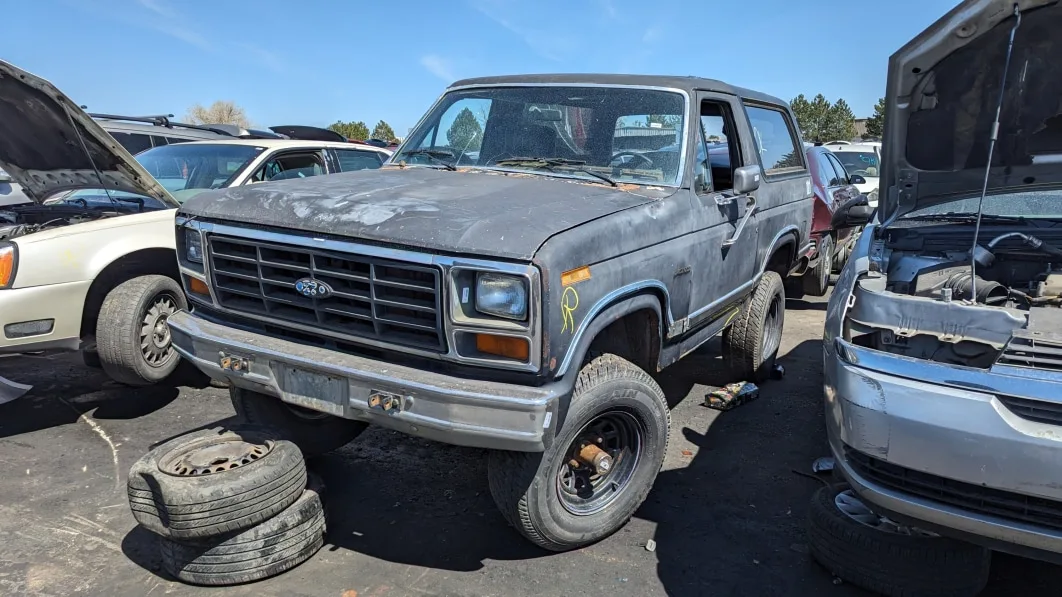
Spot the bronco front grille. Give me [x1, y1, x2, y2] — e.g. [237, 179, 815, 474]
[845, 447, 1062, 532]
[207, 235, 445, 352]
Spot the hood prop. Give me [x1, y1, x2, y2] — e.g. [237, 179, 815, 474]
[62, 101, 119, 210]
[969, 4, 1023, 302]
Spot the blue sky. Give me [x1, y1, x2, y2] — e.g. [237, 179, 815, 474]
[5, 0, 958, 136]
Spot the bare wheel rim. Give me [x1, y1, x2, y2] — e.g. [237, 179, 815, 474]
[761, 292, 783, 359]
[818, 237, 833, 289]
[834, 489, 939, 537]
[159, 436, 274, 477]
[140, 292, 179, 367]
[556, 410, 643, 516]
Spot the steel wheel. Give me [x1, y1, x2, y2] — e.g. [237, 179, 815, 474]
[834, 489, 939, 537]
[556, 410, 643, 516]
[140, 292, 179, 367]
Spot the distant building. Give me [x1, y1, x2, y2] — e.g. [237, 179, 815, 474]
[854, 118, 868, 138]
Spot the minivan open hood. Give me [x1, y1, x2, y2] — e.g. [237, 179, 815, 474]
[882, 0, 1062, 221]
[0, 60, 177, 206]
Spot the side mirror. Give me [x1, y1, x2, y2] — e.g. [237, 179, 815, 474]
[849, 174, 867, 185]
[733, 165, 761, 194]
[832, 196, 873, 228]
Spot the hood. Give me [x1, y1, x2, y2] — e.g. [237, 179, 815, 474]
[0, 60, 177, 206]
[882, 0, 1062, 220]
[178, 167, 669, 261]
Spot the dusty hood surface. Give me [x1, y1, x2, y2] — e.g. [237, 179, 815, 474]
[178, 167, 669, 260]
[882, 0, 1062, 220]
[0, 60, 176, 206]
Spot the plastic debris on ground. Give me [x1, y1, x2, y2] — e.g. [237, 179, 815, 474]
[0, 375, 32, 405]
[645, 539, 657, 552]
[772, 363, 786, 379]
[704, 381, 760, 411]
[812, 456, 836, 474]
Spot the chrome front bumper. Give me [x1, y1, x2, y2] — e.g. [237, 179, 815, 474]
[825, 339, 1062, 562]
[167, 311, 564, 452]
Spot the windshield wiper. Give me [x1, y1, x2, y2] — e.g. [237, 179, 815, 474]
[493, 157, 617, 187]
[902, 212, 1037, 224]
[398, 149, 457, 171]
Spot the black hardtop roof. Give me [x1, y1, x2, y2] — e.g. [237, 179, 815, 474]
[448, 73, 789, 108]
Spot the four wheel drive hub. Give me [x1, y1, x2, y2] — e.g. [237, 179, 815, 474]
[575, 441, 614, 476]
[160, 436, 273, 476]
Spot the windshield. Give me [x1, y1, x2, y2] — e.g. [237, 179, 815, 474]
[903, 190, 1062, 219]
[832, 151, 879, 178]
[395, 86, 687, 186]
[136, 143, 264, 203]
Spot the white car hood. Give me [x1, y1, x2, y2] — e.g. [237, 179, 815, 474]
[881, 0, 1062, 221]
[0, 60, 176, 207]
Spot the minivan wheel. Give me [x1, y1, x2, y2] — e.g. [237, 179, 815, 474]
[487, 354, 669, 551]
[96, 275, 187, 386]
[723, 270, 785, 382]
[807, 486, 991, 597]
[230, 387, 367, 457]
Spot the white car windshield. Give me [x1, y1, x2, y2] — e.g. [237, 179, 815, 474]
[395, 86, 687, 187]
[832, 151, 880, 178]
[136, 143, 264, 203]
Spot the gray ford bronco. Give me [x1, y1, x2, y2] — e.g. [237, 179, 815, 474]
[168, 74, 818, 550]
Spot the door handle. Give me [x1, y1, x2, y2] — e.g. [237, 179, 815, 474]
[722, 196, 757, 247]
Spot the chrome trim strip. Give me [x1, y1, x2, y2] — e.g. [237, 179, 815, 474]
[555, 280, 675, 377]
[686, 277, 756, 323]
[177, 221, 542, 372]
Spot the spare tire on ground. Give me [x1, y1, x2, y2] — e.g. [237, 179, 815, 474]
[159, 474, 326, 586]
[807, 485, 991, 597]
[128, 426, 306, 541]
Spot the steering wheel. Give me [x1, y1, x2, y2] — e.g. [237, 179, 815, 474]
[610, 151, 655, 169]
[848, 169, 870, 177]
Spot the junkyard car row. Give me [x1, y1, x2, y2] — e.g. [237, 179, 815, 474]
[1, 0, 1061, 593]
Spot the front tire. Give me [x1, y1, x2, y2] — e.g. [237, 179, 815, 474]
[723, 270, 785, 382]
[230, 387, 368, 457]
[487, 354, 670, 552]
[96, 275, 186, 386]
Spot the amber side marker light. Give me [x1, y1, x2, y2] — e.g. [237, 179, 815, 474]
[561, 265, 591, 287]
[0, 244, 15, 288]
[475, 334, 530, 361]
[188, 277, 210, 297]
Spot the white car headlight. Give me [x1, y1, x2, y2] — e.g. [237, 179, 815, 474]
[475, 272, 528, 320]
[185, 228, 204, 263]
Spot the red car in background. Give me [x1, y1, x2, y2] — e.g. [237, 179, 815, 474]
[787, 146, 872, 298]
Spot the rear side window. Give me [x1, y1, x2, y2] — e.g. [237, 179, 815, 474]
[744, 106, 804, 175]
[111, 132, 153, 155]
[335, 149, 384, 172]
[165, 137, 192, 145]
[825, 153, 849, 186]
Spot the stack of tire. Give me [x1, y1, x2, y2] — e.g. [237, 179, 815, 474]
[126, 426, 325, 586]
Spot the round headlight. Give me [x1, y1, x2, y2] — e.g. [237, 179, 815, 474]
[475, 273, 528, 320]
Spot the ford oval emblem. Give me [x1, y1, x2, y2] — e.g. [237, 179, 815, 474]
[294, 277, 333, 299]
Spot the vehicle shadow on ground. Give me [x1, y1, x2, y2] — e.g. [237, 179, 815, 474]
[0, 352, 211, 439]
[785, 298, 828, 311]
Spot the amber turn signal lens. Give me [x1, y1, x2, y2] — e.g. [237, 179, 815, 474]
[0, 245, 15, 288]
[188, 277, 210, 296]
[475, 334, 530, 361]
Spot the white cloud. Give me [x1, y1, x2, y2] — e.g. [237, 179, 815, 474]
[469, 0, 576, 62]
[133, 0, 212, 50]
[420, 55, 456, 82]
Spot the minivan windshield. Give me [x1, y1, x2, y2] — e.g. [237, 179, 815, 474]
[832, 151, 879, 178]
[394, 86, 687, 186]
[136, 143, 264, 203]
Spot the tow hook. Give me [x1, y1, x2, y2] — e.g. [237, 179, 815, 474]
[218, 351, 252, 373]
[574, 441, 613, 476]
[368, 390, 406, 415]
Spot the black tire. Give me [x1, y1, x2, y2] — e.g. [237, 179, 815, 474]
[159, 475, 326, 586]
[832, 237, 852, 273]
[127, 426, 307, 540]
[803, 235, 833, 297]
[96, 275, 187, 386]
[488, 354, 670, 552]
[230, 387, 367, 457]
[807, 486, 991, 597]
[723, 270, 785, 383]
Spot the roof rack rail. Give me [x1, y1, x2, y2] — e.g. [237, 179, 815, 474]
[87, 113, 235, 136]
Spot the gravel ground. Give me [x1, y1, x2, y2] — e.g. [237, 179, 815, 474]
[1, 291, 1060, 596]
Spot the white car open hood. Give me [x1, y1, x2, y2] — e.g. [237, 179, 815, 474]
[0, 60, 177, 207]
[881, 0, 1062, 221]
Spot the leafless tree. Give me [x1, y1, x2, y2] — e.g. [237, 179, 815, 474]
[184, 101, 251, 128]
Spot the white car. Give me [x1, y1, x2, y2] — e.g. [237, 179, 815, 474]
[0, 60, 390, 397]
[823, 142, 881, 206]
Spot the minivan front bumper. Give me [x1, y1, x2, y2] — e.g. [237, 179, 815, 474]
[825, 339, 1062, 563]
[167, 310, 564, 452]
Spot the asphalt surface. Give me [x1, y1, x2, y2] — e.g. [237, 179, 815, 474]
[1, 291, 1061, 596]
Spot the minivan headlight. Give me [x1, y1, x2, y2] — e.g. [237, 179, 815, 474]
[475, 272, 528, 320]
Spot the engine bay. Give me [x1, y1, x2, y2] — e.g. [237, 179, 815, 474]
[0, 204, 120, 240]
[846, 225, 1062, 369]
